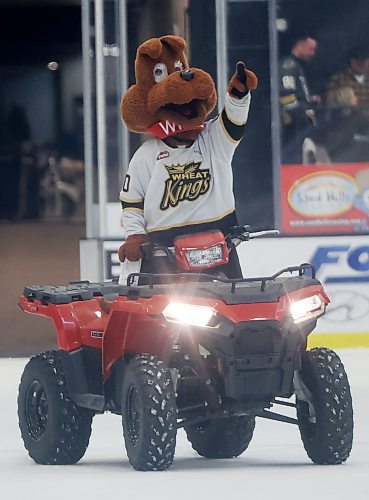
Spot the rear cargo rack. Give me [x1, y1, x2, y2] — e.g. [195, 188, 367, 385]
[127, 263, 316, 293]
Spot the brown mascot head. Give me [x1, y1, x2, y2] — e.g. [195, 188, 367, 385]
[121, 35, 217, 135]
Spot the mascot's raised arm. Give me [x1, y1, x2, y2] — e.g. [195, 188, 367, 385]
[119, 34, 258, 279]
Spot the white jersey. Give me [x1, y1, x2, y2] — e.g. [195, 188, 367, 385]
[120, 92, 251, 245]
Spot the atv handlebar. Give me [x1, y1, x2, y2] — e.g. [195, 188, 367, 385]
[141, 242, 175, 261]
[141, 226, 279, 259]
[231, 227, 280, 247]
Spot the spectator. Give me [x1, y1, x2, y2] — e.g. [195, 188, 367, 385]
[326, 85, 358, 108]
[0, 103, 31, 220]
[279, 35, 320, 163]
[325, 45, 369, 117]
[304, 86, 369, 163]
[17, 139, 41, 220]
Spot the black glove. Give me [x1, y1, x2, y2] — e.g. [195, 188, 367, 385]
[228, 61, 258, 99]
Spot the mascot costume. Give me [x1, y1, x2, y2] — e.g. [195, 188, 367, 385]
[119, 35, 258, 280]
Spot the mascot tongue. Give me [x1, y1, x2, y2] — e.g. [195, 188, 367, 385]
[148, 120, 204, 139]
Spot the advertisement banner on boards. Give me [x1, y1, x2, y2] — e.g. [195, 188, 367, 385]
[280, 163, 369, 234]
[237, 235, 369, 338]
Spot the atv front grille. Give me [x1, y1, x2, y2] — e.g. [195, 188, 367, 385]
[234, 326, 283, 355]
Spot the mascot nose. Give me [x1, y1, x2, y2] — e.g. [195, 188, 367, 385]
[180, 69, 195, 81]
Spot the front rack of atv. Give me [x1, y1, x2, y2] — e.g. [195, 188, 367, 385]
[21, 282, 122, 305]
[21, 263, 316, 306]
[127, 263, 316, 293]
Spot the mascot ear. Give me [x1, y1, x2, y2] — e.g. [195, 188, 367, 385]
[137, 38, 163, 59]
[160, 35, 186, 53]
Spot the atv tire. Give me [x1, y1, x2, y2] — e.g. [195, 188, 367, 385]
[185, 415, 255, 458]
[122, 354, 177, 471]
[296, 347, 353, 464]
[18, 351, 93, 465]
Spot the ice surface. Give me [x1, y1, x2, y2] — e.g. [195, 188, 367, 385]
[1, 350, 368, 500]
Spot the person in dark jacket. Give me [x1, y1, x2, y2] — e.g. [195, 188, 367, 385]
[279, 35, 319, 163]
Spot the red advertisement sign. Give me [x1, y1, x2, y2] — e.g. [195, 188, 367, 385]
[280, 163, 369, 234]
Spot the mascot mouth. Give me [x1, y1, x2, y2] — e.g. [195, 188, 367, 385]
[162, 100, 201, 119]
[147, 68, 217, 128]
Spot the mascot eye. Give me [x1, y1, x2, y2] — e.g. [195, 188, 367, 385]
[153, 63, 168, 83]
[174, 60, 183, 71]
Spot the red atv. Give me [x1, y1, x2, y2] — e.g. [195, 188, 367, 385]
[18, 226, 353, 471]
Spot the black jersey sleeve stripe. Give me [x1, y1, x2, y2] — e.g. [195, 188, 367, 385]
[121, 199, 144, 210]
[221, 108, 246, 141]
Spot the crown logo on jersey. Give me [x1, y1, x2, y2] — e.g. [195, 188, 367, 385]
[164, 162, 200, 177]
[161, 161, 211, 210]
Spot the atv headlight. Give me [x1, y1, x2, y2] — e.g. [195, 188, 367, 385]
[290, 295, 324, 323]
[186, 245, 224, 267]
[163, 302, 215, 327]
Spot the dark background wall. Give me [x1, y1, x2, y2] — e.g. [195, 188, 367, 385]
[279, 0, 369, 95]
[0, 3, 82, 151]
